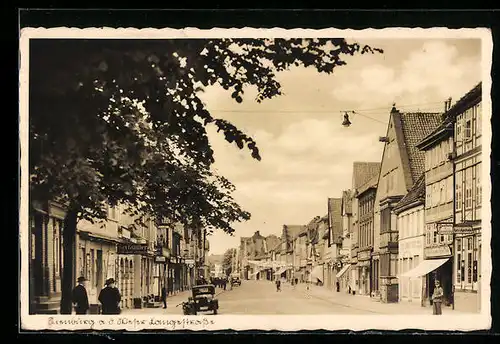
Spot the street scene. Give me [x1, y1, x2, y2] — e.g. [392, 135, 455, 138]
[22, 30, 488, 322]
[122, 279, 464, 316]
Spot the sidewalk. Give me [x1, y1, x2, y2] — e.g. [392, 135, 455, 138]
[293, 283, 471, 315]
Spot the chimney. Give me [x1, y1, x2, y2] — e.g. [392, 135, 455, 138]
[447, 97, 452, 111]
[390, 103, 398, 114]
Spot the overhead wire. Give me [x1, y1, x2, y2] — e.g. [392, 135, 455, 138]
[208, 100, 446, 126]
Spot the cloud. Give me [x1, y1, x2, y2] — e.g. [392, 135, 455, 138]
[198, 38, 482, 255]
[332, 40, 481, 110]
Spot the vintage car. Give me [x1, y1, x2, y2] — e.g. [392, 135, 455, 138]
[180, 284, 219, 315]
[231, 276, 241, 286]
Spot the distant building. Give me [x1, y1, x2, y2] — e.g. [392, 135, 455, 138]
[350, 162, 380, 296]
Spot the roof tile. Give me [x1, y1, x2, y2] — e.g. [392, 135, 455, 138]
[399, 112, 443, 181]
[352, 162, 381, 190]
[394, 174, 426, 212]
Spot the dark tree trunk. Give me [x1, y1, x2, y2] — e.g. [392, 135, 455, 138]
[60, 209, 78, 314]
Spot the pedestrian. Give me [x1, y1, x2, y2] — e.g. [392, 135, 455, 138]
[72, 276, 89, 315]
[223, 278, 227, 290]
[336, 281, 340, 292]
[432, 280, 444, 315]
[98, 278, 121, 315]
[161, 286, 167, 309]
[275, 279, 281, 292]
[295, 278, 298, 285]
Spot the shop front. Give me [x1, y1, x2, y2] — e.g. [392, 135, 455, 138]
[29, 201, 66, 314]
[453, 225, 481, 313]
[398, 235, 425, 305]
[169, 256, 183, 293]
[76, 230, 120, 313]
[336, 262, 351, 292]
[421, 245, 453, 307]
[357, 249, 371, 295]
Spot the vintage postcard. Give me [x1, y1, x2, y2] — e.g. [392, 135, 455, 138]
[19, 27, 492, 332]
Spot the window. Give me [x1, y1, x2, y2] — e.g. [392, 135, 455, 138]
[465, 168, 473, 209]
[465, 120, 472, 140]
[447, 176, 454, 203]
[440, 180, 445, 205]
[433, 230, 438, 244]
[432, 183, 439, 207]
[426, 186, 432, 209]
[456, 171, 463, 211]
[476, 102, 482, 136]
[467, 252, 473, 283]
[476, 163, 482, 207]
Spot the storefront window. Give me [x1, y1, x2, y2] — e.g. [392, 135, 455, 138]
[476, 163, 482, 207]
[456, 253, 461, 283]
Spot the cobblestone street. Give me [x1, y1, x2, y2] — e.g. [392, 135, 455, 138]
[121, 280, 470, 315]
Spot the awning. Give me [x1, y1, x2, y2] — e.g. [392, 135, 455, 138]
[274, 266, 292, 275]
[274, 267, 286, 275]
[336, 264, 351, 278]
[399, 258, 449, 278]
[311, 265, 323, 282]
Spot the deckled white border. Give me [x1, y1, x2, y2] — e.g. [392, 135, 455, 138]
[19, 27, 493, 332]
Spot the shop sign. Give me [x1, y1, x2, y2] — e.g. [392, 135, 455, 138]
[185, 259, 195, 265]
[117, 243, 148, 255]
[424, 245, 451, 258]
[454, 224, 476, 234]
[358, 251, 370, 261]
[155, 256, 166, 263]
[436, 223, 454, 235]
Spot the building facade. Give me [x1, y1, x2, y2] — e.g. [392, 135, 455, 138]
[451, 83, 483, 312]
[374, 107, 442, 303]
[415, 109, 455, 308]
[394, 175, 426, 306]
[350, 162, 380, 296]
[29, 200, 67, 314]
[356, 175, 379, 296]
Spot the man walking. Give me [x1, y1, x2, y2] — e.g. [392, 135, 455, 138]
[98, 278, 121, 315]
[72, 276, 89, 315]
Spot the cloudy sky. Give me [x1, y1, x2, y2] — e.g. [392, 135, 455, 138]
[199, 38, 482, 255]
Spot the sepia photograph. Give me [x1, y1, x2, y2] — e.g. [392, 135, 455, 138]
[19, 27, 492, 331]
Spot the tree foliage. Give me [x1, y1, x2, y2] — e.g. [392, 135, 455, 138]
[29, 38, 382, 233]
[222, 248, 237, 276]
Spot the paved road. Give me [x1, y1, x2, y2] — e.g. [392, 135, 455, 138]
[122, 279, 465, 315]
[218, 280, 368, 315]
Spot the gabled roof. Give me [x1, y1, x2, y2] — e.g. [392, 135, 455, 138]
[283, 225, 305, 241]
[394, 110, 442, 186]
[394, 174, 426, 214]
[342, 190, 353, 214]
[417, 82, 482, 151]
[445, 82, 482, 120]
[352, 162, 381, 190]
[357, 172, 379, 197]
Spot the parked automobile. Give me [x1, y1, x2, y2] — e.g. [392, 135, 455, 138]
[177, 284, 219, 315]
[231, 276, 241, 286]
